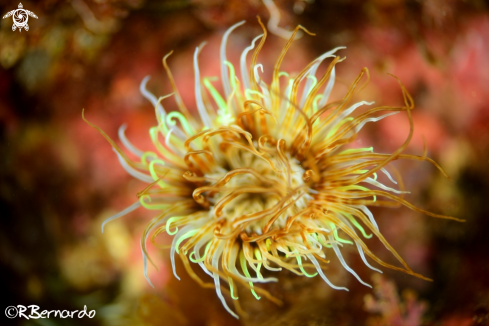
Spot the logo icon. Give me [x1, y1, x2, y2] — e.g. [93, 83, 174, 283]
[2, 3, 38, 32]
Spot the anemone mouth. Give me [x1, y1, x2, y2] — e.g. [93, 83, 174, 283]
[192, 137, 313, 237]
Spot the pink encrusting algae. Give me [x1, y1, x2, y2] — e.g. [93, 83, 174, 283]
[84, 18, 463, 318]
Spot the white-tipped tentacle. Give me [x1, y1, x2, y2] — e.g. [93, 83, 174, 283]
[165, 119, 187, 141]
[300, 46, 346, 108]
[253, 64, 264, 84]
[141, 241, 155, 288]
[118, 124, 144, 158]
[307, 234, 323, 251]
[141, 219, 170, 288]
[102, 201, 141, 233]
[170, 224, 196, 281]
[362, 177, 410, 194]
[336, 101, 375, 127]
[357, 243, 383, 273]
[140, 76, 167, 121]
[354, 112, 400, 133]
[164, 128, 185, 156]
[240, 34, 264, 90]
[193, 44, 213, 129]
[192, 234, 215, 277]
[263, 0, 301, 40]
[335, 214, 382, 274]
[314, 101, 375, 143]
[221, 20, 246, 99]
[278, 79, 294, 125]
[141, 79, 187, 141]
[211, 243, 239, 318]
[253, 64, 272, 110]
[318, 66, 336, 108]
[353, 205, 379, 231]
[262, 260, 282, 272]
[156, 94, 188, 140]
[307, 253, 349, 291]
[328, 235, 372, 288]
[381, 167, 398, 184]
[114, 150, 154, 183]
[227, 250, 279, 283]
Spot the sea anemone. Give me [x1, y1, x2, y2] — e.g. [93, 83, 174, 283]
[85, 18, 462, 318]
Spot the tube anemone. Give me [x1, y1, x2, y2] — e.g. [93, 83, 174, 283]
[85, 19, 463, 318]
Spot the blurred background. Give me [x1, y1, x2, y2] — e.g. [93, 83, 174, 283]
[1, 0, 488, 325]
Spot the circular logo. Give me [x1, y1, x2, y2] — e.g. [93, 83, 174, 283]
[13, 10, 27, 27]
[5, 306, 18, 318]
